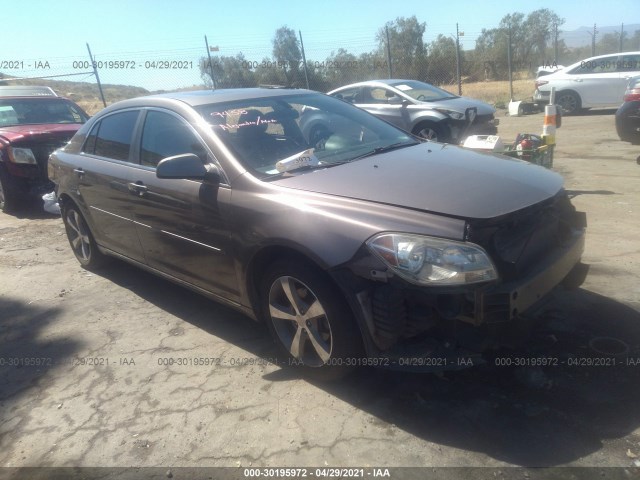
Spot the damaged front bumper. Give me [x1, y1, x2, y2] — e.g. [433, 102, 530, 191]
[335, 225, 587, 372]
[473, 228, 586, 325]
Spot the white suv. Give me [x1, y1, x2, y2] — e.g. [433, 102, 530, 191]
[534, 52, 640, 114]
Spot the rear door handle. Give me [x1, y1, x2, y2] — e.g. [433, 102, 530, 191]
[73, 168, 85, 177]
[127, 182, 148, 196]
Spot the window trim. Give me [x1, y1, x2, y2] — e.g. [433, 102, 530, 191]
[80, 108, 143, 164]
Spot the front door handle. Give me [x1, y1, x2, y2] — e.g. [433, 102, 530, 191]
[73, 168, 85, 177]
[127, 182, 148, 196]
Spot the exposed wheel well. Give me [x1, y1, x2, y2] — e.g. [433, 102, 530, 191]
[57, 193, 75, 211]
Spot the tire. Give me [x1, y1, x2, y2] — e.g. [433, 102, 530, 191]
[556, 91, 581, 115]
[0, 167, 19, 213]
[260, 259, 364, 379]
[62, 202, 107, 269]
[413, 122, 446, 142]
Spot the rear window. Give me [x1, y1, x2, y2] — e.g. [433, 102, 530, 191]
[89, 111, 140, 161]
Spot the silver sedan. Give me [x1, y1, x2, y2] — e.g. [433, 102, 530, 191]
[328, 79, 498, 143]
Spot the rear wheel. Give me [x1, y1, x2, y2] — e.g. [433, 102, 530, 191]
[62, 203, 107, 269]
[556, 91, 581, 115]
[261, 259, 363, 379]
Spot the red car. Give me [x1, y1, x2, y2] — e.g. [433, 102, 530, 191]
[0, 86, 89, 212]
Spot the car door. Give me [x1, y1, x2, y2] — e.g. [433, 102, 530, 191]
[567, 55, 621, 106]
[76, 109, 146, 262]
[126, 108, 241, 302]
[354, 86, 408, 129]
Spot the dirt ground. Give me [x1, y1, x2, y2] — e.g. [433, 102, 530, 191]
[1, 108, 640, 476]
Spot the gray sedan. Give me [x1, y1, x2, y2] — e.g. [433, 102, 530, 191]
[49, 88, 584, 379]
[328, 79, 498, 143]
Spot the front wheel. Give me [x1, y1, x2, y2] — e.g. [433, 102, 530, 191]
[0, 168, 20, 213]
[62, 203, 107, 269]
[261, 259, 363, 378]
[413, 122, 446, 142]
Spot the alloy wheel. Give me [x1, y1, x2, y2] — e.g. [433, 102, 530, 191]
[66, 209, 92, 262]
[268, 275, 333, 367]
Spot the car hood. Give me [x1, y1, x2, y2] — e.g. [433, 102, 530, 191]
[0, 124, 81, 144]
[425, 96, 496, 116]
[271, 143, 563, 220]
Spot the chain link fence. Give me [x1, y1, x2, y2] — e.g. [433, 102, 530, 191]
[2, 25, 638, 114]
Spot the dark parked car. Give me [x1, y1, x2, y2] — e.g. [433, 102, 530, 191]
[49, 88, 586, 376]
[615, 75, 640, 146]
[0, 88, 89, 212]
[327, 79, 498, 143]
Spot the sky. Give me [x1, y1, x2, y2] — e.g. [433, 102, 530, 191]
[2, 0, 638, 90]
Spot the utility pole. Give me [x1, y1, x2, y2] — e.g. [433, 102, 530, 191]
[385, 26, 393, 79]
[592, 23, 597, 56]
[553, 22, 559, 64]
[204, 36, 217, 89]
[507, 25, 513, 101]
[86, 43, 106, 108]
[455, 23, 462, 95]
[298, 30, 310, 90]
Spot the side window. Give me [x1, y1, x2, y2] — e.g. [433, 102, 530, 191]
[369, 87, 398, 104]
[140, 110, 207, 168]
[331, 87, 361, 104]
[618, 54, 640, 73]
[83, 122, 99, 154]
[93, 111, 139, 161]
[569, 56, 619, 75]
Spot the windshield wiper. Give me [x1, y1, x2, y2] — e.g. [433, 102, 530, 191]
[265, 161, 349, 179]
[350, 141, 418, 161]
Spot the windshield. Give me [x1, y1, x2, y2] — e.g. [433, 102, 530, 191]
[389, 80, 457, 102]
[0, 98, 88, 127]
[196, 93, 416, 178]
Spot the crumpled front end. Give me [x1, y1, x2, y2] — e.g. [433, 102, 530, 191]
[333, 190, 587, 369]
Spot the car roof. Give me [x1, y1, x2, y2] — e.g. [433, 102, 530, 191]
[328, 79, 423, 94]
[145, 88, 315, 107]
[0, 86, 58, 97]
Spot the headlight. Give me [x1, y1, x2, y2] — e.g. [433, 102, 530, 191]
[367, 233, 498, 286]
[434, 108, 465, 121]
[9, 147, 37, 165]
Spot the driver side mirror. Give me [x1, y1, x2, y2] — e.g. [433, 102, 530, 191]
[156, 153, 220, 184]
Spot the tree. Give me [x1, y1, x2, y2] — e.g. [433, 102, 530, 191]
[323, 48, 360, 87]
[631, 30, 640, 50]
[472, 9, 565, 79]
[272, 26, 303, 86]
[474, 27, 509, 80]
[523, 9, 565, 66]
[426, 35, 459, 85]
[376, 16, 428, 79]
[199, 53, 256, 88]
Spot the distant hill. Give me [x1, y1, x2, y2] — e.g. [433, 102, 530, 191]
[560, 24, 640, 49]
[0, 73, 154, 114]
